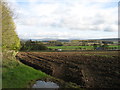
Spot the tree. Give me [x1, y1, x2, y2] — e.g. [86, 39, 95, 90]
[1, 0, 20, 51]
[93, 44, 98, 50]
[55, 41, 63, 46]
[20, 40, 48, 51]
[101, 43, 108, 50]
[48, 41, 63, 46]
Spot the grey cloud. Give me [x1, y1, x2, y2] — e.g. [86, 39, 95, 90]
[104, 27, 115, 32]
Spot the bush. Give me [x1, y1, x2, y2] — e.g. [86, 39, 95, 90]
[20, 40, 48, 51]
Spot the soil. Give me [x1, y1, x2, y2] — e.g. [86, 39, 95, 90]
[16, 51, 120, 88]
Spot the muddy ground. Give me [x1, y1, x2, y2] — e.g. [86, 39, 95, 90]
[16, 51, 120, 88]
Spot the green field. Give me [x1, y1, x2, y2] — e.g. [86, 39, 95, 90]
[108, 45, 120, 48]
[48, 46, 93, 50]
[48, 45, 120, 50]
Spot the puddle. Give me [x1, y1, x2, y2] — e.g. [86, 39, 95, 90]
[32, 80, 59, 88]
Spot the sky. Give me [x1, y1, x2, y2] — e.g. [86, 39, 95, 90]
[7, 0, 119, 40]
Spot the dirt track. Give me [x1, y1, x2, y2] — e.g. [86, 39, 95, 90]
[16, 51, 120, 88]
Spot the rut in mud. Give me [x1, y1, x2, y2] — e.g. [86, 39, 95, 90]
[16, 52, 120, 88]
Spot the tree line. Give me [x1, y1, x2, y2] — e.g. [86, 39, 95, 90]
[20, 40, 48, 51]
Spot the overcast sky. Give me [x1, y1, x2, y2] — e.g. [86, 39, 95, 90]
[7, 0, 119, 40]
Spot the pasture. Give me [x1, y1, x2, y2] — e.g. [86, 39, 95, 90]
[48, 45, 120, 50]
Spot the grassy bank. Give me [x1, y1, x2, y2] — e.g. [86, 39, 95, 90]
[2, 50, 48, 88]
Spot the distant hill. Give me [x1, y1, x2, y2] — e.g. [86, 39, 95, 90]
[57, 40, 70, 42]
[88, 38, 120, 42]
[99, 38, 120, 41]
[21, 38, 120, 42]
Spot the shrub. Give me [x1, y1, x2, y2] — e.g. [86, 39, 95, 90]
[20, 40, 48, 51]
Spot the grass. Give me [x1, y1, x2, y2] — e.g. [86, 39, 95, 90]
[108, 45, 120, 48]
[3, 64, 48, 88]
[48, 45, 120, 50]
[2, 50, 48, 88]
[48, 46, 93, 50]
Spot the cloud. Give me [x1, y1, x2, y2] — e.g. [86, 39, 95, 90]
[7, 0, 119, 39]
[60, 2, 118, 31]
[16, 1, 118, 31]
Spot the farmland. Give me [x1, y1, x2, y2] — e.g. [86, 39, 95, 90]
[16, 51, 120, 88]
[48, 45, 120, 50]
[48, 46, 93, 50]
